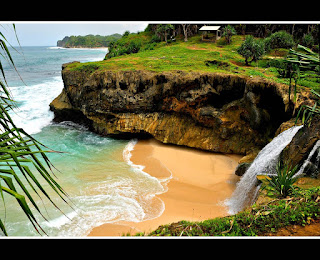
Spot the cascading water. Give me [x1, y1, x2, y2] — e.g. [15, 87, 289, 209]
[293, 140, 320, 178]
[225, 125, 304, 214]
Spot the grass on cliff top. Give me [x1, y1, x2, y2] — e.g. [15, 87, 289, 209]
[66, 34, 260, 73]
[66, 33, 319, 91]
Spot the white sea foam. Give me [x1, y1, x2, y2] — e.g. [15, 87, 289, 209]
[122, 139, 172, 219]
[123, 139, 172, 184]
[45, 211, 78, 228]
[47, 46, 109, 52]
[9, 76, 64, 134]
[47, 47, 66, 50]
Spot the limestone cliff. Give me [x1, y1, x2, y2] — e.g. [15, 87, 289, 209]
[50, 62, 312, 155]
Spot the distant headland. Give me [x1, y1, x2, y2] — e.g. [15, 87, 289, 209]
[57, 34, 122, 48]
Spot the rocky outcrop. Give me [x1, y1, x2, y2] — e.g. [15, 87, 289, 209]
[280, 116, 320, 177]
[50, 62, 312, 155]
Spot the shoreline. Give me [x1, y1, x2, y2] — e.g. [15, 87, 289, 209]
[88, 139, 242, 236]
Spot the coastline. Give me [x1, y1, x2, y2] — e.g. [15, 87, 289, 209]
[88, 138, 242, 236]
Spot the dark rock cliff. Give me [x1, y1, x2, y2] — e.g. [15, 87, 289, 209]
[280, 116, 320, 177]
[50, 62, 312, 157]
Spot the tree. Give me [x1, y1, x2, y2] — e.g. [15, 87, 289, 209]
[156, 24, 174, 43]
[0, 24, 69, 236]
[237, 35, 265, 65]
[222, 25, 236, 44]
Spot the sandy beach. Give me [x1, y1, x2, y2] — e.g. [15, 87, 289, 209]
[88, 139, 242, 236]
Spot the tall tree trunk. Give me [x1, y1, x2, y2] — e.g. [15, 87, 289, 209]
[182, 24, 188, 42]
[292, 24, 295, 36]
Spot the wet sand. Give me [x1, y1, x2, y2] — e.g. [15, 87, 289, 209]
[88, 139, 241, 236]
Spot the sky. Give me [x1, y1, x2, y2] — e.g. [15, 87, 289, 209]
[2, 22, 149, 46]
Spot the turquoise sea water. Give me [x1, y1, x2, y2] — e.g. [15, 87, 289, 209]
[0, 46, 165, 237]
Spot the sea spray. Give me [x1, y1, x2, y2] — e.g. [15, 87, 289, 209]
[9, 76, 63, 134]
[225, 125, 304, 214]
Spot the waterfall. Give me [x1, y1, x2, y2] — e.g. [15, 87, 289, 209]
[225, 125, 304, 214]
[293, 140, 320, 178]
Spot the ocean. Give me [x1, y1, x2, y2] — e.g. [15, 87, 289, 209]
[0, 46, 165, 237]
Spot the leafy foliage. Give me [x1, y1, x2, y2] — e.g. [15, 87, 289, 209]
[283, 44, 320, 124]
[286, 44, 320, 71]
[264, 31, 295, 52]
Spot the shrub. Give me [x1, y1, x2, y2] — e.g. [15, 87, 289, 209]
[302, 33, 315, 48]
[105, 36, 142, 58]
[264, 31, 295, 52]
[150, 34, 161, 43]
[237, 35, 265, 65]
[126, 39, 141, 54]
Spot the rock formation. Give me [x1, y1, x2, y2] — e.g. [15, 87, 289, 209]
[50, 62, 312, 157]
[280, 116, 320, 177]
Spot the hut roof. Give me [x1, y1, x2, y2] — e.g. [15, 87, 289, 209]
[199, 26, 221, 31]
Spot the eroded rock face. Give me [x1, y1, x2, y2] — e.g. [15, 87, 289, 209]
[280, 116, 320, 177]
[50, 63, 310, 155]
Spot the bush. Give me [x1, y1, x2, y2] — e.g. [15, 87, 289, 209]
[126, 39, 141, 54]
[105, 36, 142, 59]
[259, 58, 292, 78]
[264, 31, 295, 52]
[237, 35, 265, 65]
[150, 34, 161, 43]
[302, 33, 315, 48]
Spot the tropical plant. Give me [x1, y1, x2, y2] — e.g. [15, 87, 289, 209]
[286, 44, 320, 71]
[237, 35, 265, 65]
[265, 162, 299, 198]
[0, 25, 69, 236]
[284, 44, 320, 120]
[222, 25, 236, 44]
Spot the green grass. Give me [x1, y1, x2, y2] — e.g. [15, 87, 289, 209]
[67, 35, 251, 73]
